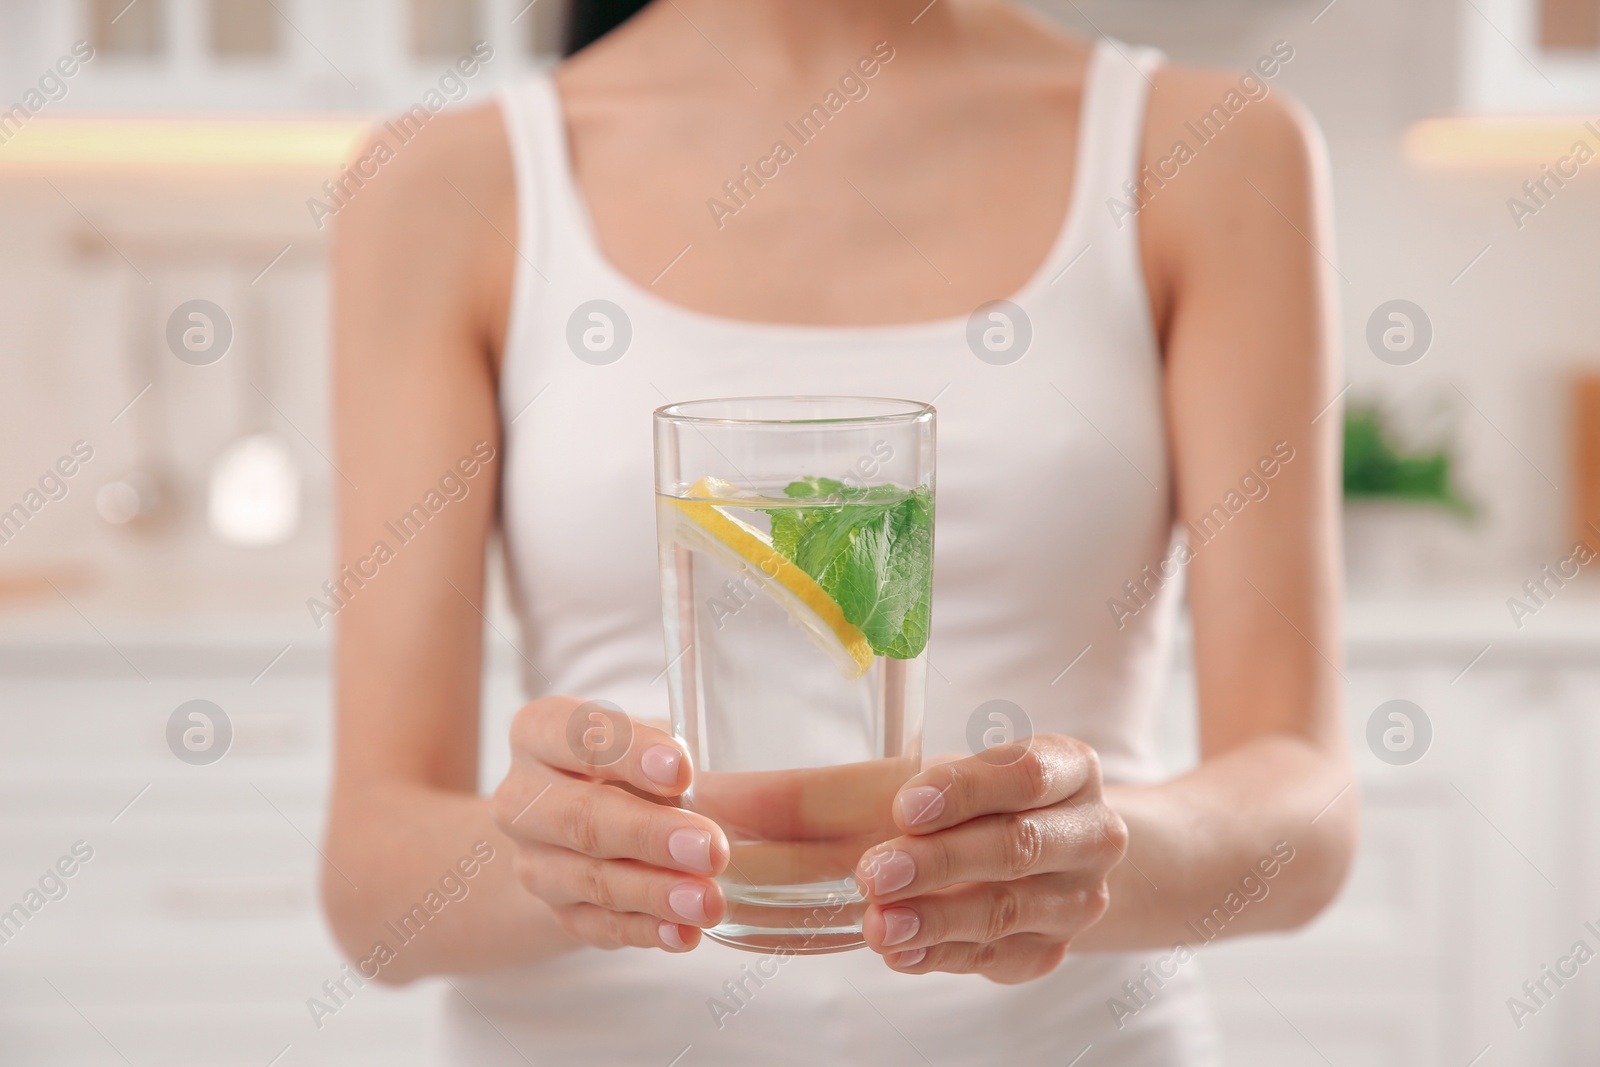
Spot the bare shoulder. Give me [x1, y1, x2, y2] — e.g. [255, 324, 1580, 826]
[1142, 49, 1326, 216]
[1137, 50, 1330, 318]
[334, 101, 512, 238]
[331, 101, 516, 351]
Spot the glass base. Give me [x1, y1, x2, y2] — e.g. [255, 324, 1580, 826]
[707, 878, 867, 954]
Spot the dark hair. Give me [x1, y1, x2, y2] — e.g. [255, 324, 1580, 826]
[565, 0, 653, 56]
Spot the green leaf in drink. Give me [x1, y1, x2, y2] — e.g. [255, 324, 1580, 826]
[761, 478, 933, 660]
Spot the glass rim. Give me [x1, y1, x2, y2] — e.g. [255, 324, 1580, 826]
[653, 395, 934, 426]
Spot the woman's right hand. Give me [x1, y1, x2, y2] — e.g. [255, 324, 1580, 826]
[491, 695, 729, 952]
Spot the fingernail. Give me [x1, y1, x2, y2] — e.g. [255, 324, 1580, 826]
[898, 786, 945, 827]
[641, 745, 682, 788]
[891, 947, 926, 968]
[668, 828, 714, 873]
[862, 850, 915, 895]
[669, 883, 709, 924]
[881, 906, 919, 947]
[658, 920, 687, 950]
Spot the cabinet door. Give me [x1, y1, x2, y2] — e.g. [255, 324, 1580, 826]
[1155, 658, 1586, 1066]
[0, 652, 445, 1066]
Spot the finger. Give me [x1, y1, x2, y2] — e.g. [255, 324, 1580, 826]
[892, 735, 1103, 835]
[861, 874, 1109, 953]
[856, 804, 1125, 902]
[885, 933, 1067, 984]
[553, 903, 702, 953]
[512, 696, 690, 796]
[517, 844, 726, 927]
[496, 774, 729, 874]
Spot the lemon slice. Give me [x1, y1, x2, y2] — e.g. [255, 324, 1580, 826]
[664, 477, 874, 679]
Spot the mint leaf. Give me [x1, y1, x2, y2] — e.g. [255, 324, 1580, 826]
[766, 478, 849, 558]
[792, 499, 893, 579]
[783, 476, 848, 500]
[829, 509, 912, 651]
[879, 489, 932, 658]
[767, 507, 809, 560]
[759, 481, 933, 659]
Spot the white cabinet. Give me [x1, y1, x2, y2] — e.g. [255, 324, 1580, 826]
[2, 618, 1594, 1064]
[0, 641, 446, 1067]
[1160, 635, 1600, 1066]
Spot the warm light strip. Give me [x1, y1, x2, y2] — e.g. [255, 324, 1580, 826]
[29, 114, 1590, 174]
[0, 116, 371, 173]
[1404, 116, 1600, 169]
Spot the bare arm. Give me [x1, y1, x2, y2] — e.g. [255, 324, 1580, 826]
[321, 104, 573, 982]
[1077, 70, 1355, 947]
[321, 103, 733, 983]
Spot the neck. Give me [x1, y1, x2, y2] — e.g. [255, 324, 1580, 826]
[644, 0, 982, 74]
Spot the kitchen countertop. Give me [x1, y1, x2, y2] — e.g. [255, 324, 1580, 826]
[1342, 592, 1600, 664]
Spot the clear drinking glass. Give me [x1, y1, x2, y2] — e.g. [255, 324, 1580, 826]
[654, 396, 935, 953]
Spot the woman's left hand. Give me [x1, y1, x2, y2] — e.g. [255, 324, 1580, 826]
[855, 735, 1128, 984]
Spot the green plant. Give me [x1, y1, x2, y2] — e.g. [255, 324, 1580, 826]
[1343, 407, 1472, 515]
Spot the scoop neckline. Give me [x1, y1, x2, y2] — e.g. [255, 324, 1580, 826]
[534, 41, 1106, 341]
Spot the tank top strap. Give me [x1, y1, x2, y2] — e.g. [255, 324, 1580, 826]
[1062, 40, 1164, 257]
[497, 74, 595, 419]
[498, 73, 590, 287]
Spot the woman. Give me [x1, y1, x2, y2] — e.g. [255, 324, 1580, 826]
[323, 0, 1354, 1063]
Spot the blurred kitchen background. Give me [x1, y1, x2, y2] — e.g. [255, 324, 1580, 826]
[2, 0, 1599, 1063]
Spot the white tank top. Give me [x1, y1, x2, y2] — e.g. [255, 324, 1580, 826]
[439, 40, 1218, 1066]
